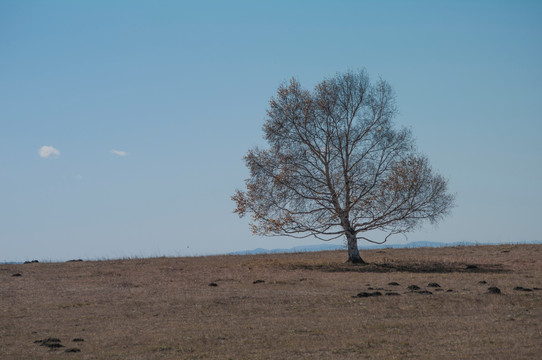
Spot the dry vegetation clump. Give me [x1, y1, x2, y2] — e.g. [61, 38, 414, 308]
[1, 244, 541, 359]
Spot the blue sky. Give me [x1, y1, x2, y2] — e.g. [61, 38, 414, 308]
[1, 1, 541, 262]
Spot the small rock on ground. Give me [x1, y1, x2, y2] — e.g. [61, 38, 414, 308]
[487, 287, 501, 294]
[354, 291, 382, 298]
[37, 338, 64, 349]
[513, 286, 533, 292]
[415, 290, 433, 295]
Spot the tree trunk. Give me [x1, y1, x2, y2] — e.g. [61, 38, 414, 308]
[346, 231, 365, 264]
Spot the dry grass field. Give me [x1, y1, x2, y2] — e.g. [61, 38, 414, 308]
[1, 244, 541, 359]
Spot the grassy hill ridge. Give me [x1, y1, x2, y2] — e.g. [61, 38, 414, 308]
[1, 244, 541, 359]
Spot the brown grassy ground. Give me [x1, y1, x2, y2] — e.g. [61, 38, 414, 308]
[1, 244, 541, 359]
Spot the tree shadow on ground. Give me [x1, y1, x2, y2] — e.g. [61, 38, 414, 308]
[289, 261, 511, 273]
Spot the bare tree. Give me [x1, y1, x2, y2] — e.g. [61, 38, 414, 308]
[233, 70, 455, 263]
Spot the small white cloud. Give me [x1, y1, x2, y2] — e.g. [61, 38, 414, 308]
[111, 149, 129, 156]
[39, 145, 60, 159]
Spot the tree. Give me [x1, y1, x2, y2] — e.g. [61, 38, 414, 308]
[232, 70, 455, 263]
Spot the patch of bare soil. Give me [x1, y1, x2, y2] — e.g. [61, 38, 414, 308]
[1, 244, 541, 359]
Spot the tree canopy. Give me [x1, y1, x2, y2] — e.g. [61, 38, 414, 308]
[233, 70, 455, 263]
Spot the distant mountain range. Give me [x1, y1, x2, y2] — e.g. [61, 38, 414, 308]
[229, 240, 542, 255]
